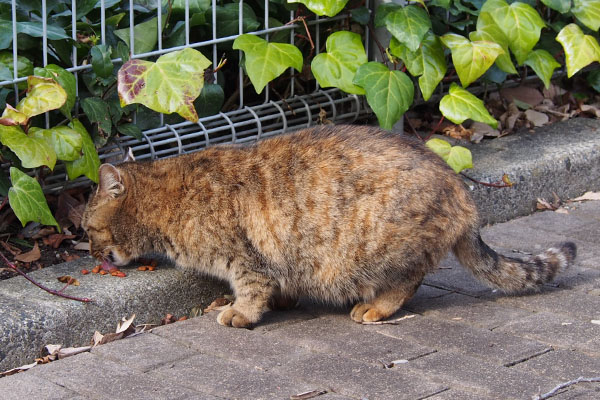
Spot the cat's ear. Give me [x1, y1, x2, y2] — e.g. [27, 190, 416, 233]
[98, 164, 125, 198]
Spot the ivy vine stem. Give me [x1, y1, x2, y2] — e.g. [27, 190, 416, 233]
[0, 251, 94, 303]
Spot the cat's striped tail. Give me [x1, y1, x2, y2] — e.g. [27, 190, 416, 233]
[453, 230, 576, 292]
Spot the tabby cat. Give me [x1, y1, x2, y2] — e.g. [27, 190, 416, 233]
[82, 125, 576, 328]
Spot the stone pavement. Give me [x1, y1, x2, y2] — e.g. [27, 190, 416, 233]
[1, 199, 599, 399]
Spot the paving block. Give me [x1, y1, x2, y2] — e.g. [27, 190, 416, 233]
[425, 387, 497, 400]
[511, 349, 600, 381]
[424, 255, 495, 296]
[374, 315, 551, 367]
[91, 331, 198, 372]
[407, 350, 557, 399]
[262, 312, 435, 368]
[0, 372, 79, 400]
[153, 314, 314, 370]
[494, 286, 600, 321]
[29, 351, 203, 399]
[494, 311, 600, 356]
[405, 291, 534, 331]
[149, 352, 311, 400]
[269, 350, 448, 400]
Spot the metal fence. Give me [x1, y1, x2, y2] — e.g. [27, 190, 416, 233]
[1, 0, 374, 192]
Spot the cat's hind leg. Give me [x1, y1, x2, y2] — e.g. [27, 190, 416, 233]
[217, 268, 276, 328]
[350, 277, 423, 323]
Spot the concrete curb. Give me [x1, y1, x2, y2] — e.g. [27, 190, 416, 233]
[1, 117, 599, 371]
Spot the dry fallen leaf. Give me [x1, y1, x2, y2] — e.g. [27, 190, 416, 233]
[57, 275, 80, 286]
[524, 109, 549, 127]
[537, 198, 556, 211]
[204, 297, 232, 313]
[579, 104, 600, 118]
[116, 314, 136, 334]
[0, 362, 38, 377]
[14, 242, 41, 263]
[573, 192, 600, 202]
[443, 124, 472, 140]
[73, 241, 90, 251]
[43, 233, 77, 249]
[501, 86, 544, 107]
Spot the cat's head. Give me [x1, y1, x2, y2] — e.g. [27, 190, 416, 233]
[82, 164, 139, 267]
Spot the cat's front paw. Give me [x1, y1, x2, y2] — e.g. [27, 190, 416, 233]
[350, 303, 386, 323]
[217, 306, 253, 329]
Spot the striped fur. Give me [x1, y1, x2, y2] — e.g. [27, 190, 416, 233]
[82, 125, 577, 328]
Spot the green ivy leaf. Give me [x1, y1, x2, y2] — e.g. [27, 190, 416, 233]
[374, 3, 401, 28]
[481, 0, 545, 65]
[472, 12, 516, 74]
[195, 83, 224, 118]
[385, 5, 432, 52]
[233, 34, 303, 94]
[0, 125, 56, 169]
[571, 0, 600, 31]
[116, 123, 143, 140]
[425, 138, 473, 174]
[81, 97, 112, 137]
[0, 104, 28, 126]
[311, 31, 367, 95]
[211, 4, 260, 38]
[16, 76, 67, 119]
[523, 49, 561, 89]
[556, 23, 600, 78]
[91, 44, 114, 78]
[0, 52, 34, 89]
[353, 62, 414, 130]
[30, 126, 83, 162]
[389, 33, 447, 101]
[540, 0, 571, 13]
[8, 167, 59, 229]
[351, 7, 371, 25]
[64, 119, 100, 183]
[439, 83, 498, 128]
[33, 64, 77, 120]
[287, 0, 350, 17]
[588, 69, 600, 93]
[114, 16, 166, 55]
[118, 47, 211, 122]
[440, 33, 504, 88]
[16, 22, 70, 41]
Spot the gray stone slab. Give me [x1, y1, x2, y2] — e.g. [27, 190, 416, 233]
[466, 118, 600, 225]
[269, 351, 448, 400]
[374, 315, 551, 367]
[0, 372, 79, 400]
[494, 311, 600, 356]
[29, 351, 203, 399]
[91, 331, 198, 372]
[512, 349, 600, 381]
[153, 314, 315, 371]
[424, 255, 496, 296]
[262, 312, 435, 368]
[494, 286, 600, 321]
[405, 291, 534, 331]
[149, 352, 312, 400]
[407, 350, 557, 400]
[425, 388, 497, 400]
[0, 256, 228, 371]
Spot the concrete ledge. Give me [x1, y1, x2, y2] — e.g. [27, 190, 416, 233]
[466, 118, 600, 225]
[1, 117, 599, 371]
[0, 258, 227, 371]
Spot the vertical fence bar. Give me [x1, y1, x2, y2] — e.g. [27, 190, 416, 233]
[42, 0, 50, 128]
[11, 0, 19, 102]
[185, 0, 190, 46]
[100, 0, 106, 44]
[211, 0, 217, 83]
[129, 0, 135, 56]
[71, 0, 78, 98]
[263, 0, 269, 103]
[289, 9, 295, 97]
[238, 0, 244, 108]
[157, 0, 164, 126]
